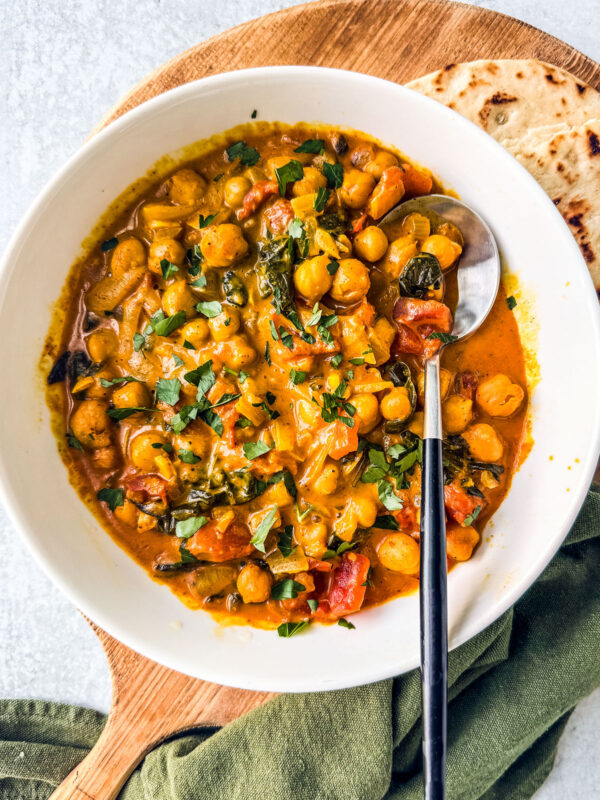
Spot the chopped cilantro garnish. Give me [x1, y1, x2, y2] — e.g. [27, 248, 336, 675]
[155, 377, 181, 406]
[337, 618, 356, 630]
[277, 621, 309, 638]
[506, 295, 517, 310]
[250, 507, 278, 553]
[198, 214, 216, 229]
[314, 186, 330, 212]
[427, 332, 458, 344]
[274, 159, 304, 196]
[271, 578, 305, 600]
[323, 162, 344, 189]
[196, 300, 222, 318]
[178, 448, 200, 464]
[160, 259, 179, 280]
[463, 505, 482, 527]
[242, 441, 272, 460]
[101, 237, 118, 252]
[175, 516, 208, 539]
[97, 487, 124, 511]
[289, 368, 306, 385]
[294, 139, 325, 154]
[226, 140, 260, 166]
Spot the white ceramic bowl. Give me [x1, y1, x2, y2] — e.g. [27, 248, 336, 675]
[1, 67, 599, 692]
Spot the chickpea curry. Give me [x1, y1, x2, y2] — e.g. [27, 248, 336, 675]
[45, 123, 528, 634]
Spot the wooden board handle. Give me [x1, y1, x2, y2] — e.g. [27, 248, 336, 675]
[49, 623, 275, 800]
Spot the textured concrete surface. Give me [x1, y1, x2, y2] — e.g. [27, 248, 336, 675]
[0, 1, 598, 797]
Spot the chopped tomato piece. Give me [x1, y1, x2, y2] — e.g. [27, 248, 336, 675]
[319, 552, 370, 616]
[216, 401, 240, 447]
[264, 199, 294, 233]
[455, 371, 478, 401]
[366, 167, 405, 219]
[399, 164, 433, 197]
[187, 520, 253, 562]
[328, 419, 359, 460]
[308, 557, 333, 573]
[393, 502, 418, 532]
[444, 483, 483, 525]
[391, 323, 424, 356]
[237, 180, 279, 221]
[126, 473, 169, 503]
[392, 297, 453, 358]
[350, 212, 368, 234]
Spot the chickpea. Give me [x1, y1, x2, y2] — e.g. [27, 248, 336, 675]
[224, 175, 252, 209]
[208, 309, 241, 342]
[148, 238, 186, 275]
[293, 255, 333, 303]
[92, 445, 119, 470]
[476, 374, 524, 417]
[237, 563, 272, 604]
[353, 226, 388, 262]
[313, 461, 340, 495]
[462, 423, 504, 462]
[162, 280, 196, 317]
[110, 238, 146, 278]
[112, 381, 150, 409]
[220, 335, 257, 370]
[166, 168, 206, 205]
[296, 522, 329, 558]
[340, 169, 376, 209]
[365, 151, 399, 180]
[87, 328, 118, 363]
[417, 368, 452, 406]
[293, 166, 327, 197]
[351, 393, 380, 434]
[180, 318, 209, 348]
[421, 234, 462, 270]
[378, 533, 420, 574]
[378, 236, 418, 280]
[446, 523, 480, 562]
[329, 258, 370, 304]
[70, 400, 112, 449]
[201, 224, 248, 268]
[352, 495, 378, 528]
[113, 498, 139, 527]
[130, 431, 168, 471]
[380, 387, 413, 422]
[442, 395, 473, 435]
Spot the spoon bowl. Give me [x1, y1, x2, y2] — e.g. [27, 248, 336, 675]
[380, 193, 501, 341]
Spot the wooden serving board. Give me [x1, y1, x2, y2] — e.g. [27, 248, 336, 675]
[52, 1, 600, 797]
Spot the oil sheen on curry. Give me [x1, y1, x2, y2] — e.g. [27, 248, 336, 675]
[45, 123, 528, 634]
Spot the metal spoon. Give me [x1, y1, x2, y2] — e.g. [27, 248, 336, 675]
[379, 194, 500, 800]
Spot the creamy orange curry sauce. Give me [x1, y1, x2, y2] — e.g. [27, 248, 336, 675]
[45, 124, 527, 634]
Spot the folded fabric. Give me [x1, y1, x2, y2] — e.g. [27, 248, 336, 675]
[1, 485, 598, 800]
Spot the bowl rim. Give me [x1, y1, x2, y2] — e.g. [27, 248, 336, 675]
[1, 65, 600, 691]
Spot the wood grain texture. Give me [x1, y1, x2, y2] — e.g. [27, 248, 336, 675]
[94, 0, 600, 132]
[52, 1, 600, 797]
[49, 623, 276, 800]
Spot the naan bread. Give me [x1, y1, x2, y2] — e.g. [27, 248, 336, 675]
[408, 60, 600, 288]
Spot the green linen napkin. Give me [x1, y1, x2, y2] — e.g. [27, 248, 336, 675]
[2, 485, 599, 800]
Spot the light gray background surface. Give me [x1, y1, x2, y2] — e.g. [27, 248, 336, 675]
[1, 1, 598, 796]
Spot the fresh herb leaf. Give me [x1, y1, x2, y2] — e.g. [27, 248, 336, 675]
[307, 598, 318, 613]
[173, 354, 184, 367]
[277, 621, 309, 638]
[155, 377, 181, 406]
[210, 392, 241, 408]
[66, 430, 84, 450]
[239, 370, 249, 383]
[295, 503, 315, 522]
[133, 332, 146, 352]
[243, 441, 272, 460]
[100, 376, 139, 388]
[269, 319, 279, 340]
[506, 295, 517, 311]
[213, 173, 224, 182]
[183, 339, 196, 350]
[427, 332, 458, 344]
[97, 487, 124, 511]
[307, 303, 322, 327]
[377, 480, 404, 510]
[265, 342, 271, 365]
[101, 237, 118, 252]
[274, 160, 304, 196]
[463, 505, 482, 527]
[190, 274, 207, 289]
[184, 361, 215, 396]
[226, 141, 260, 166]
[278, 525, 295, 558]
[323, 162, 344, 189]
[250, 507, 278, 553]
[331, 353, 343, 368]
[349, 357, 365, 365]
[361, 449, 389, 483]
[175, 516, 208, 539]
[178, 448, 200, 464]
[199, 408, 224, 437]
[269, 470, 297, 499]
[326, 258, 340, 275]
[288, 217, 305, 239]
[279, 326, 294, 350]
[150, 310, 187, 337]
[169, 404, 200, 434]
[186, 245, 204, 276]
[196, 300, 222, 318]
[160, 259, 179, 280]
[337, 617, 356, 630]
[151, 441, 173, 453]
[294, 139, 325, 154]
[271, 578, 305, 600]
[198, 214, 216, 229]
[251, 109, 257, 119]
[106, 406, 153, 420]
[314, 186, 330, 212]
[289, 368, 306, 385]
